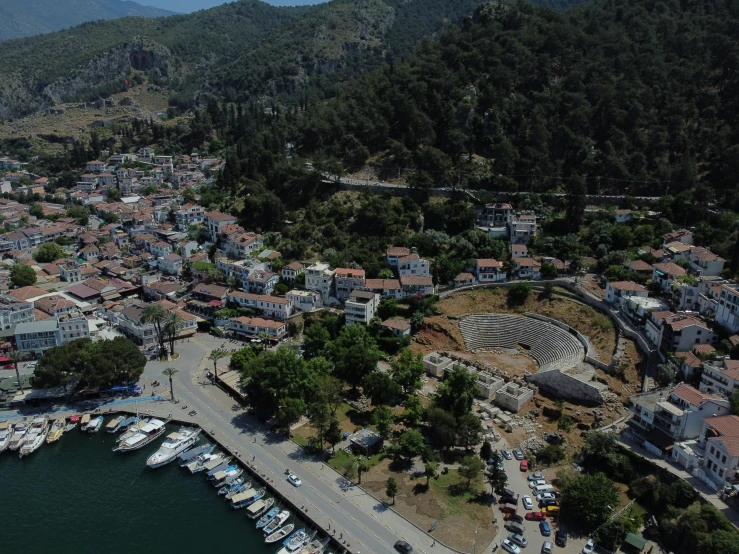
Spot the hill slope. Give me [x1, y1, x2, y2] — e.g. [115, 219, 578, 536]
[0, 0, 488, 117]
[0, 0, 177, 42]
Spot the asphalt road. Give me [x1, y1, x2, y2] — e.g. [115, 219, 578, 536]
[142, 337, 449, 554]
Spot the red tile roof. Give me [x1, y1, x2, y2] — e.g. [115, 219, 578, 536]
[671, 383, 716, 407]
[608, 281, 647, 292]
[704, 415, 739, 438]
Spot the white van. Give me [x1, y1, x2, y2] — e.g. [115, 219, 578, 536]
[534, 484, 555, 495]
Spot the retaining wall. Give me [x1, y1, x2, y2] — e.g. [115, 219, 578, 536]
[525, 369, 604, 405]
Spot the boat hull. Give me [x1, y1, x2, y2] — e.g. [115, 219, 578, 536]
[113, 426, 167, 452]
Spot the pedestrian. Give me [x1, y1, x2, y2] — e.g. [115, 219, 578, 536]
[432, 539, 436, 546]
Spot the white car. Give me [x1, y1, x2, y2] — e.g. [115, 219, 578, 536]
[582, 539, 595, 554]
[529, 479, 546, 489]
[508, 533, 528, 548]
[287, 473, 302, 487]
[527, 472, 545, 481]
[502, 539, 521, 554]
[536, 492, 556, 502]
[522, 495, 534, 510]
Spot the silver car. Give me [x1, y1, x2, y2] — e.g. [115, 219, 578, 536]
[508, 533, 528, 548]
[502, 539, 521, 554]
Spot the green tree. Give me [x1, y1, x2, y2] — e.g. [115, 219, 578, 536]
[276, 397, 305, 438]
[396, 428, 425, 461]
[307, 401, 332, 450]
[162, 367, 179, 401]
[28, 203, 44, 218]
[480, 440, 493, 461]
[401, 395, 424, 425]
[409, 311, 425, 333]
[33, 242, 65, 263]
[507, 282, 533, 306]
[141, 304, 167, 358]
[325, 417, 343, 453]
[10, 264, 37, 287]
[66, 205, 89, 225]
[457, 412, 483, 451]
[302, 322, 331, 359]
[558, 414, 575, 432]
[486, 460, 508, 493]
[390, 349, 424, 396]
[312, 373, 343, 414]
[560, 473, 620, 530]
[458, 455, 485, 489]
[537, 444, 565, 465]
[363, 372, 402, 406]
[330, 324, 381, 389]
[435, 364, 477, 418]
[424, 461, 438, 485]
[427, 406, 457, 449]
[373, 405, 395, 439]
[164, 312, 184, 356]
[386, 477, 398, 504]
[540, 262, 558, 280]
[209, 347, 229, 381]
[542, 281, 555, 299]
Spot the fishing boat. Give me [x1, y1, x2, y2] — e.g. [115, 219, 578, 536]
[232, 487, 265, 509]
[65, 416, 79, 432]
[46, 418, 65, 443]
[302, 537, 330, 554]
[263, 510, 291, 535]
[178, 443, 214, 467]
[256, 506, 281, 529]
[218, 476, 246, 496]
[214, 468, 244, 487]
[187, 452, 223, 473]
[224, 483, 249, 499]
[117, 418, 151, 443]
[247, 497, 274, 520]
[265, 522, 294, 544]
[105, 416, 124, 433]
[113, 415, 139, 433]
[8, 421, 29, 451]
[0, 421, 14, 453]
[208, 464, 237, 481]
[79, 414, 91, 430]
[146, 427, 201, 468]
[275, 528, 310, 554]
[84, 416, 103, 433]
[113, 419, 167, 452]
[19, 416, 49, 458]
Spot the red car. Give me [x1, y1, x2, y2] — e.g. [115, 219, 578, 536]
[519, 459, 529, 471]
[526, 511, 547, 521]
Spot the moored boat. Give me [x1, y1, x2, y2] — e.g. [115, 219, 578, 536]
[208, 464, 237, 481]
[224, 483, 248, 499]
[65, 415, 79, 432]
[19, 416, 49, 457]
[178, 443, 214, 466]
[276, 528, 309, 554]
[8, 421, 29, 451]
[302, 537, 330, 554]
[117, 418, 151, 443]
[247, 497, 274, 519]
[105, 416, 124, 433]
[214, 468, 244, 487]
[218, 476, 246, 496]
[0, 421, 14, 453]
[79, 414, 91, 430]
[264, 510, 291, 535]
[187, 452, 223, 473]
[265, 522, 294, 544]
[46, 418, 65, 443]
[113, 419, 166, 452]
[84, 416, 103, 433]
[146, 427, 201, 468]
[256, 506, 281, 529]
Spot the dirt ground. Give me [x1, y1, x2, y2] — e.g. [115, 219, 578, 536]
[363, 459, 496, 552]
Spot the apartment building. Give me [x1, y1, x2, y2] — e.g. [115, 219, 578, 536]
[305, 262, 335, 303]
[281, 262, 305, 282]
[652, 262, 687, 293]
[385, 247, 411, 268]
[605, 281, 648, 308]
[0, 296, 35, 330]
[175, 203, 205, 230]
[334, 268, 366, 302]
[227, 291, 293, 319]
[14, 310, 90, 354]
[700, 359, 739, 397]
[399, 275, 436, 296]
[245, 271, 278, 295]
[474, 259, 506, 283]
[648, 312, 717, 353]
[345, 290, 380, 326]
[716, 283, 739, 334]
[204, 211, 238, 241]
[397, 255, 430, 278]
[286, 290, 322, 313]
[228, 316, 287, 340]
[363, 278, 403, 299]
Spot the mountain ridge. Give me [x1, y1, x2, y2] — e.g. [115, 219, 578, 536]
[0, 0, 177, 42]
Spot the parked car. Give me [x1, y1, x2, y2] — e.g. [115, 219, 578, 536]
[539, 521, 552, 536]
[513, 449, 524, 460]
[500, 504, 518, 514]
[582, 539, 595, 554]
[502, 449, 513, 460]
[555, 529, 567, 547]
[543, 505, 560, 517]
[502, 539, 521, 554]
[504, 513, 524, 524]
[527, 472, 545, 481]
[529, 479, 546, 489]
[526, 511, 547, 521]
[539, 497, 558, 507]
[522, 495, 534, 510]
[541, 541, 553, 554]
[536, 492, 556, 502]
[507, 533, 528, 548]
[394, 540, 413, 553]
[500, 496, 518, 506]
[505, 521, 525, 534]
[519, 460, 529, 471]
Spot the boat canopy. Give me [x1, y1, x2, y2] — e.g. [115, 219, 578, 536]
[122, 432, 146, 446]
[179, 444, 208, 462]
[0, 421, 8, 430]
[203, 458, 225, 471]
[246, 500, 266, 515]
[140, 420, 164, 433]
[167, 432, 183, 440]
[32, 417, 46, 424]
[70, 415, 80, 422]
[80, 414, 91, 424]
[231, 489, 256, 503]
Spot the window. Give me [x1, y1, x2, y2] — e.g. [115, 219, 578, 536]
[722, 454, 727, 464]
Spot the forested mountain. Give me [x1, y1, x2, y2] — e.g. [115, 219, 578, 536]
[0, 0, 489, 117]
[293, 0, 739, 204]
[0, 0, 176, 42]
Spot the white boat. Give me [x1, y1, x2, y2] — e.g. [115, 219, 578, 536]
[113, 419, 167, 452]
[106, 415, 124, 433]
[46, 418, 65, 443]
[265, 522, 294, 544]
[247, 497, 274, 519]
[187, 452, 222, 473]
[64, 422, 77, 432]
[276, 528, 309, 554]
[214, 468, 244, 487]
[84, 416, 103, 433]
[231, 487, 265, 509]
[302, 537, 330, 554]
[117, 419, 151, 443]
[0, 421, 14, 453]
[79, 414, 91, 430]
[264, 510, 291, 535]
[178, 443, 214, 466]
[8, 421, 29, 451]
[146, 428, 201, 468]
[257, 506, 281, 529]
[19, 416, 49, 457]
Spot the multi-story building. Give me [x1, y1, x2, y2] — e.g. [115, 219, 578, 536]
[228, 316, 287, 340]
[509, 213, 537, 244]
[286, 290, 322, 312]
[663, 229, 694, 246]
[14, 309, 90, 354]
[305, 262, 335, 302]
[281, 262, 305, 282]
[86, 160, 106, 173]
[510, 244, 528, 259]
[159, 254, 183, 276]
[480, 203, 513, 228]
[400, 276, 436, 296]
[363, 279, 403, 299]
[227, 291, 293, 319]
[148, 240, 172, 258]
[223, 230, 263, 259]
[116, 304, 158, 347]
[700, 359, 739, 397]
[204, 211, 238, 241]
[334, 268, 366, 302]
[245, 271, 279, 295]
[385, 247, 411, 268]
[397, 255, 430, 278]
[514, 258, 541, 279]
[175, 203, 205, 230]
[0, 296, 35, 330]
[59, 261, 82, 283]
[647, 311, 717, 353]
[715, 283, 739, 334]
[345, 290, 380, 326]
[474, 258, 506, 283]
[652, 262, 687, 293]
[604, 281, 648, 308]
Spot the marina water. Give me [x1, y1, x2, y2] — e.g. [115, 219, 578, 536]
[0, 424, 283, 553]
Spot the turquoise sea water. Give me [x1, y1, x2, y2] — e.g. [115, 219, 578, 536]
[0, 425, 295, 554]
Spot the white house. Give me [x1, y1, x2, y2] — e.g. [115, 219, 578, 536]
[175, 203, 205, 230]
[281, 262, 305, 282]
[659, 314, 717, 353]
[652, 262, 687, 293]
[228, 316, 286, 340]
[204, 211, 238, 241]
[0, 296, 35, 330]
[397, 254, 430, 278]
[689, 247, 725, 277]
[286, 290, 322, 312]
[514, 258, 541, 280]
[305, 262, 335, 303]
[474, 258, 506, 283]
[399, 276, 436, 296]
[345, 290, 380, 326]
[605, 281, 648, 308]
[510, 244, 528, 259]
[159, 254, 183, 276]
[385, 247, 411, 267]
[700, 359, 739, 397]
[334, 268, 366, 302]
[613, 209, 633, 223]
[363, 279, 403, 299]
[715, 284, 739, 334]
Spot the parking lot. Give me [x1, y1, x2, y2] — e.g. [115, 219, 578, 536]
[496, 448, 591, 554]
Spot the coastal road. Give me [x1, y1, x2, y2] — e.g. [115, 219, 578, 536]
[143, 337, 452, 554]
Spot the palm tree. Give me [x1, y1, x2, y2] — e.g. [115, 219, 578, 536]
[208, 346, 227, 382]
[8, 349, 24, 393]
[162, 367, 179, 401]
[141, 304, 167, 358]
[164, 312, 184, 356]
